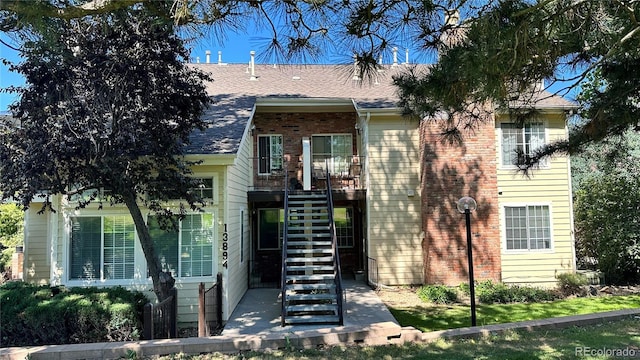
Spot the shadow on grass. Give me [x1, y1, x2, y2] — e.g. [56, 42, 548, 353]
[389, 295, 640, 332]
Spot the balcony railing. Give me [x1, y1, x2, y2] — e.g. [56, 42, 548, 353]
[250, 156, 365, 191]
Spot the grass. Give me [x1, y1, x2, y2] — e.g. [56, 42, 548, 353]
[155, 317, 640, 359]
[388, 294, 640, 332]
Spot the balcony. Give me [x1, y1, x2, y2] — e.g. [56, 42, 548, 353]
[250, 156, 365, 192]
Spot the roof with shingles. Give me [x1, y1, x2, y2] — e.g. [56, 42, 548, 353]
[185, 63, 409, 155]
[185, 63, 576, 155]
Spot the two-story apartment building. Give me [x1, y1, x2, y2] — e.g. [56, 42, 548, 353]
[19, 55, 577, 327]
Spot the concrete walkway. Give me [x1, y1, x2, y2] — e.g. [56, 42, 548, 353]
[1, 281, 639, 360]
[222, 280, 399, 336]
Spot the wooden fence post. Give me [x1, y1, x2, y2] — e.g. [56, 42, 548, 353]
[143, 302, 153, 340]
[216, 273, 223, 327]
[170, 287, 178, 338]
[198, 282, 206, 337]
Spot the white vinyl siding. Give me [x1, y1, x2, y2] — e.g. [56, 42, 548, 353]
[497, 113, 575, 285]
[366, 116, 422, 285]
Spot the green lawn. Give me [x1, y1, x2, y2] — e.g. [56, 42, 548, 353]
[159, 317, 640, 359]
[389, 294, 640, 332]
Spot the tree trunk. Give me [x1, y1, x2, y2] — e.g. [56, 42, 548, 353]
[122, 192, 175, 302]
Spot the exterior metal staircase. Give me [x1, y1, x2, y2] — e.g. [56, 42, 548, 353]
[280, 172, 344, 326]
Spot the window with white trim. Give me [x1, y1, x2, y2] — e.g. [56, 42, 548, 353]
[500, 122, 546, 167]
[148, 213, 214, 277]
[312, 134, 353, 175]
[191, 177, 215, 200]
[258, 135, 283, 174]
[505, 205, 551, 250]
[70, 215, 135, 280]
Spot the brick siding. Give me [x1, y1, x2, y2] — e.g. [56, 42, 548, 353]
[419, 118, 501, 285]
[252, 111, 359, 182]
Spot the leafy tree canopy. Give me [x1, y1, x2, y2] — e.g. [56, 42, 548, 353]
[0, 6, 211, 300]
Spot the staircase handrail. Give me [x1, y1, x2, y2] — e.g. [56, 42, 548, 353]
[325, 164, 345, 325]
[280, 170, 290, 327]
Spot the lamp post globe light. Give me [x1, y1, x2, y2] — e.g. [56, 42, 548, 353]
[457, 196, 477, 326]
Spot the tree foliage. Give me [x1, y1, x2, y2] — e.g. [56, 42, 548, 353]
[0, 6, 211, 300]
[574, 169, 640, 285]
[0, 203, 23, 273]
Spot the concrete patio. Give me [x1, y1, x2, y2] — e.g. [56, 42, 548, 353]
[222, 280, 400, 336]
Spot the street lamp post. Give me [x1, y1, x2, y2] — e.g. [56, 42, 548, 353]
[457, 196, 478, 327]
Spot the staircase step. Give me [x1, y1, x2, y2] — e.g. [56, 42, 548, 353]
[287, 218, 330, 224]
[286, 265, 335, 272]
[288, 193, 327, 199]
[286, 274, 335, 281]
[283, 315, 341, 325]
[287, 248, 333, 255]
[288, 200, 327, 205]
[286, 241, 332, 247]
[286, 283, 336, 291]
[286, 293, 337, 301]
[287, 225, 331, 231]
[286, 304, 338, 313]
[286, 256, 334, 263]
[287, 233, 330, 239]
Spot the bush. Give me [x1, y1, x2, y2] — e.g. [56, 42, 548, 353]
[556, 272, 588, 297]
[0, 203, 24, 273]
[0, 282, 147, 347]
[460, 280, 557, 304]
[574, 173, 640, 284]
[417, 285, 458, 304]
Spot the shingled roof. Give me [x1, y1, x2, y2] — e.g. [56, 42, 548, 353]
[185, 63, 409, 155]
[185, 63, 576, 155]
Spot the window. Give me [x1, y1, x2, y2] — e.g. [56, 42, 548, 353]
[67, 186, 111, 203]
[192, 178, 215, 200]
[240, 209, 245, 263]
[258, 209, 284, 249]
[148, 213, 214, 277]
[500, 122, 545, 167]
[312, 134, 353, 175]
[70, 216, 135, 280]
[258, 135, 283, 174]
[334, 208, 354, 248]
[505, 205, 551, 250]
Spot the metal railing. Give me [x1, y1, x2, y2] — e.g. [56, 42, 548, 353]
[143, 287, 177, 340]
[198, 273, 223, 337]
[251, 158, 289, 191]
[280, 170, 290, 326]
[249, 156, 365, 191]
[326, 166, 345, 325]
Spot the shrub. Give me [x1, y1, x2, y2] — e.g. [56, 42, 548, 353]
[417, 284, 458, 304]
[556, 272, 588, 297]
[574, 173, 640, 284]
[0, 282, 147, 347]
[459, 280, 557, 304]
